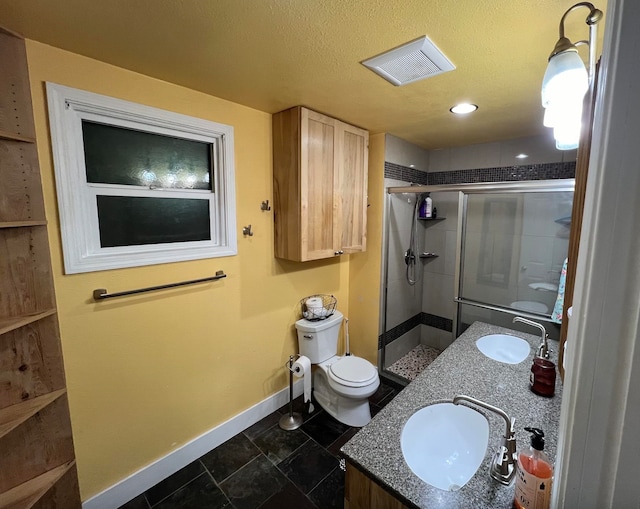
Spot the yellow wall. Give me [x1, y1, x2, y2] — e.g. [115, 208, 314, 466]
[348, 134, 385, 363]
[26, 40, 360, 500]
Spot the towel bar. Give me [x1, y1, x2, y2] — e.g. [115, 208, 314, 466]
[93, 271, 227, 300]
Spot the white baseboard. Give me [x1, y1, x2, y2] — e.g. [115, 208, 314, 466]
[83, 380, 303, 509]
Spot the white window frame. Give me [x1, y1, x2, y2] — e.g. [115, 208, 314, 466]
[46, 83, 237, 274]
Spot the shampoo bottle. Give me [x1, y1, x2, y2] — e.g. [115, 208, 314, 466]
[419, 197, 428, 218]
[424, 195, 433, 218]
[514, 427, 553, 509]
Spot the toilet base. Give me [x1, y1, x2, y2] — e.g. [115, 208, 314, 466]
[313, 369, 379, 427]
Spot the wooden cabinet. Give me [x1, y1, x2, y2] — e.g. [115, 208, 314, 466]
[273, 106, 368, 261]
[345, 462, 412, 509]
[0, 27, 81, 508]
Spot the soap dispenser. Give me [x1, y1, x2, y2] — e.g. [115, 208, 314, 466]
[514, 427, 553, 509]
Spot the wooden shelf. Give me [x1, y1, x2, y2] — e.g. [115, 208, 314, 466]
[0, 129, 35, 144]
[0, 461, 75, 509]
[0, 220, 47, 229]
[0, 389, 66, 440]
[0, 25, 81, 506]
[0, 309, 56, 336]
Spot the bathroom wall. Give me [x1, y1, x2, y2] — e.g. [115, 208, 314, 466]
[25, 40, 357, 500]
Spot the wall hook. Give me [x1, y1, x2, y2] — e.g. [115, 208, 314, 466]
[242, 224, 254, 237]
[261, 200, 271, 211]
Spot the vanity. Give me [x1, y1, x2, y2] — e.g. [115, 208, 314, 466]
[341, 321, 562, 508]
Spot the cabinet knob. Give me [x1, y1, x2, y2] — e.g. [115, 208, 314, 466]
[334, 250, 344, 256]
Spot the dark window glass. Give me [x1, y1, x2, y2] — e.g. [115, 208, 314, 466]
[83, 121, 212, 190]
[97, 196, 211, 247]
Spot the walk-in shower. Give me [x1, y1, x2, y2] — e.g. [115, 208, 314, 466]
[379, 179, 574, 385]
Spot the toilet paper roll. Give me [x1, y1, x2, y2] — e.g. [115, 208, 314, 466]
[292, 355, 314, 413]
[305, 297, 323, 308]
[305, 297, 323, 315]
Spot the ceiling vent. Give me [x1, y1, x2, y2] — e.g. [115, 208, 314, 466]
[361, 36, 455, 86]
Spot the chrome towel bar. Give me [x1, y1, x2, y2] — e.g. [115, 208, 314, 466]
[93, 270, 227, 300]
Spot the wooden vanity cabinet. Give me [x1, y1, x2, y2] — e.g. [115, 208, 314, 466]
[272, 106, 368, 261]
[345, 462, 411, 509]
[0, 27, 81, 508]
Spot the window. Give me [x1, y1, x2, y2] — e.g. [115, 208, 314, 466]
[46, 83, 236, 274]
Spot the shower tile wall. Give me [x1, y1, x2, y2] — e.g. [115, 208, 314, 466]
[384, 177, 425, 365]
[420, 191, 458, 351]
[428, 134, 577, 172]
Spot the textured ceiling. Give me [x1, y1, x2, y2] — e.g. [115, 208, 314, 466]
[0, 0, 607, 149]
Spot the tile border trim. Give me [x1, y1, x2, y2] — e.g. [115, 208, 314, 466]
[384, 160, 576, 184]
[379, 312, 452, 349]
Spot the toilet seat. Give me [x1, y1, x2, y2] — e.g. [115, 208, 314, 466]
[328, 356, 377, 388]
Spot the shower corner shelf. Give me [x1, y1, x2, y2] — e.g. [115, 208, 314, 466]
[420, 253, 439, 259]
[418, 217, 445, 224]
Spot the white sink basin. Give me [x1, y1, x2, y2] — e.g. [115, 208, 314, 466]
[476, 334, 530, 364]
[400, 402, 489, 491]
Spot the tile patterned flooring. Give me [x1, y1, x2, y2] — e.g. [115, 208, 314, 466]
[386, 344, 442, 381]
[118, 382, 399, 509]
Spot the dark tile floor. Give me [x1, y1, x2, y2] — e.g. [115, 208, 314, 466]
[118, 381, 399, 509]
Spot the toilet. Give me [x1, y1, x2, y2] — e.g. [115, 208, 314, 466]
[295, 310, 380, 426]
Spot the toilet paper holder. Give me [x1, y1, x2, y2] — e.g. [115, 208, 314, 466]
[285, 353, 302, 373]
[279, 354, 304, 431]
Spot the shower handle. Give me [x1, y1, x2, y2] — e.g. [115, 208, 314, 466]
[404, 249, 416, 265]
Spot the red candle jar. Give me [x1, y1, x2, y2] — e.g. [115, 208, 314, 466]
[530, 357, 556, 397]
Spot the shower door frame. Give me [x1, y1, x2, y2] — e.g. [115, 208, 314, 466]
[382, 179, 575, 373]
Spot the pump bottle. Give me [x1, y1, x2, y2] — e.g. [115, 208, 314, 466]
[513, 427, 553, 509]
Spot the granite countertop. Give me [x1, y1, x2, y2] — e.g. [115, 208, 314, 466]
[341, 321, 563, 509]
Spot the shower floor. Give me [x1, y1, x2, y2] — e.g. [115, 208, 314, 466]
[387, 344, 442, 381]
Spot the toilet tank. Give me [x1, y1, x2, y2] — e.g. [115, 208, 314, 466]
[295, 310, 344, 363]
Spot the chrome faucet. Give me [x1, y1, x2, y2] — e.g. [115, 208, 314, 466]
[513, 316, 550, 359]
[452, 395, 517, 485]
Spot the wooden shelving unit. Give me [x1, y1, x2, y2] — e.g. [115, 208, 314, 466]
[0, 461, 76, 509]
[0, 27, 81, 507]
[0, 309, 57, 335]
[0, 128, 36, 144]
[0, 220, 48, 228]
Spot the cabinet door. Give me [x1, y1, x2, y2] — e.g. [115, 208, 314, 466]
[300, 108, 340, 260]
[337, 121, 368, 253]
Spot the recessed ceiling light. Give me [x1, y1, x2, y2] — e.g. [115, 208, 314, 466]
[450, 103, 478, 114]
[410, 164, 415, 168]
[516, 153, 529, 159]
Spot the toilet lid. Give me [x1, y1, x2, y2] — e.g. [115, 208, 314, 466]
[329, 356, 377, 385]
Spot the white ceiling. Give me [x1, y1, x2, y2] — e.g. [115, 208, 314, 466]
[0, 0, 607, 149]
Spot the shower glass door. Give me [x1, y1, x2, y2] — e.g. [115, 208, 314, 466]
[457, 188, 573, 334]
